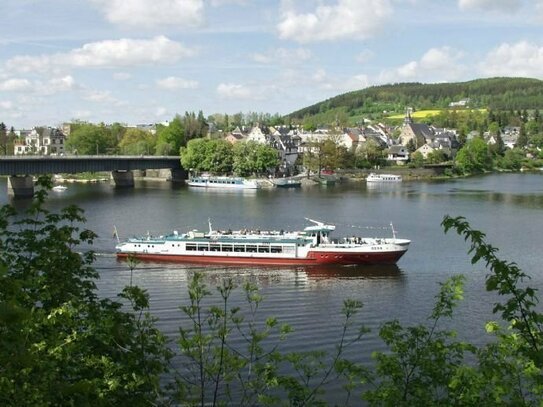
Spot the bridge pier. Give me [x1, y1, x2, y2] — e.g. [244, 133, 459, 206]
[170, 168, 187, 183]
[111, 170, 134, 188]
[7, 175, 34, 197]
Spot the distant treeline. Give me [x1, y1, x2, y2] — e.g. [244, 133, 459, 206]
[288, 77, 543, 121]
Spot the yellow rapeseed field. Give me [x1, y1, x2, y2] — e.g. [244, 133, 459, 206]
[387, 109, 442, 120]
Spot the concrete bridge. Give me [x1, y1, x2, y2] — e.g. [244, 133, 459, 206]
[0, 155, 185, 197]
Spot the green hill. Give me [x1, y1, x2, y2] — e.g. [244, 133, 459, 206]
[287, 77, 543, 125]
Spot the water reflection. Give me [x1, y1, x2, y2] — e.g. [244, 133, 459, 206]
[186, 186, 258, 196]
[114, 257, 405, 285]
[299, 263, 405, 280]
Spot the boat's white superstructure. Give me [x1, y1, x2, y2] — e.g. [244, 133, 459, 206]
[366, 173, 402, 183]
[116, 219, 410, 266]
[188, 175, 259, 189]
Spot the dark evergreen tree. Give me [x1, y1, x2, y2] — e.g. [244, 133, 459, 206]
[516, 124, 528, 148]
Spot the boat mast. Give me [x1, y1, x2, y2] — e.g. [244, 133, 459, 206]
[390, 222, 397, 240]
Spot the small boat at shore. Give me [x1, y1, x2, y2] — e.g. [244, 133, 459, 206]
[115, 218, 410, 266]
[366, 173, 402, 183]
[273, 177, 301, 188]
[52, 185, 68, 191]
[188, 175, 259, 189]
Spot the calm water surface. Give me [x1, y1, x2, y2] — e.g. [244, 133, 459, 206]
[2, 173, 543, 397]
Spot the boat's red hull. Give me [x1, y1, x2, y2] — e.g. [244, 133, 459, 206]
[116, 249, 407, 266]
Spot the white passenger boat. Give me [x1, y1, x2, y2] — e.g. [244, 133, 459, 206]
[366, 173, 402, 183]
[116, 218, 410, 266]
[52, 185, 68, 191]
[188, 175, 259, 189]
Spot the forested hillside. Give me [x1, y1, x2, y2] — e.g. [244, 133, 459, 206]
[288, 77, 543, 124]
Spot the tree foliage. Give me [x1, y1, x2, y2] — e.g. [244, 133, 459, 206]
[118, 127, 156, 155]
[155, 115, 185, 155]
[181, 138, 278, 176]
[65, 123, 118, 155]
[0, 177, 171, 405]
[455, 137, 493, 174]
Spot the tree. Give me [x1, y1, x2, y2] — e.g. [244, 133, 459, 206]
[426, 149, 448, 164]
[155, 115, 185, 155]
[487, 121, 500, 136]
[320, 135, 349, 170]
[181, 138, 234, 174]
[119, 128, 156, 155]
[65, 123, 117, 155]
[357, 139, 385, 168]
[454, 137, 492, 174]
[408, 151, 425, 168]
[488, 132, 505, 157]
[497, 148, 524, 170]
[233, 141, 278, 176]
[406, 138, 417, 153]
[516, 124, 528, 148]
[0, 177, 171, 405]
[0, 122, 7, 155]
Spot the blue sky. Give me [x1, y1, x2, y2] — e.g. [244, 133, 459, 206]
[1, 0, 543, 129]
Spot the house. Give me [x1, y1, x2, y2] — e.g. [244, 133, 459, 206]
[416, 141, 454, 160]
[415, 143, 436, 159]
[14, 127, 67, 155]
[387, 145, 409, 164]
[224, 132, 245, 144]
[338, 128, 361, 150]
[246, 125, 269, 144]
[269, 134, 299, 174]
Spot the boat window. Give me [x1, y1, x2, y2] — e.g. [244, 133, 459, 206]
[234, 245, 245, 252]
[186, 243, 197, 251]
[258, 246, 270, 253]
[222, 245, 233, 252]
[270, 246, 282, 253]
[197, 244, 209, 251]
[210, 243, 220, 251]
[246, 245, 257, 252]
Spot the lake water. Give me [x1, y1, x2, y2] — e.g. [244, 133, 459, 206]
[3, 173, 543, 399]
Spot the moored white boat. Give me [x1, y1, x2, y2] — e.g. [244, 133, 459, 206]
[115, 219, 410, 266]
[366, 173, 402, 183]
[188, 175, 259, 189]
[52, 185, 68, 191]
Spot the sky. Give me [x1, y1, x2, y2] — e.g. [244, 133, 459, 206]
[1, 0, 543, 129]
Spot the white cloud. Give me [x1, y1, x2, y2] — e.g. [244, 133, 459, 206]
[380, 46, 465, 83]
[156, 76, 199, 90]
[35, 75, 77, 96]
[458, 0, 521, 12]
[252, 48, 312, 64]
[210, 0, 247, 5]
[355, 50, 374, 64]
[45, 76, 76, 92]
[83, 90, 117, 103]
[6, 36, 195, 73]
[113, 72, 132, 80]
[155, 106, 168, 117]
[217, 83, 261, 100]
[92, 0, 204, 28]
[535, 0, 543, 21]
[0, 101, 14, 109]
[479, 41, 543, 78]
[0, 78, 32, 92]
[277, 0, 393, 43]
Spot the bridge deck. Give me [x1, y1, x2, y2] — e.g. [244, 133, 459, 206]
[0, 155, 182, 176]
